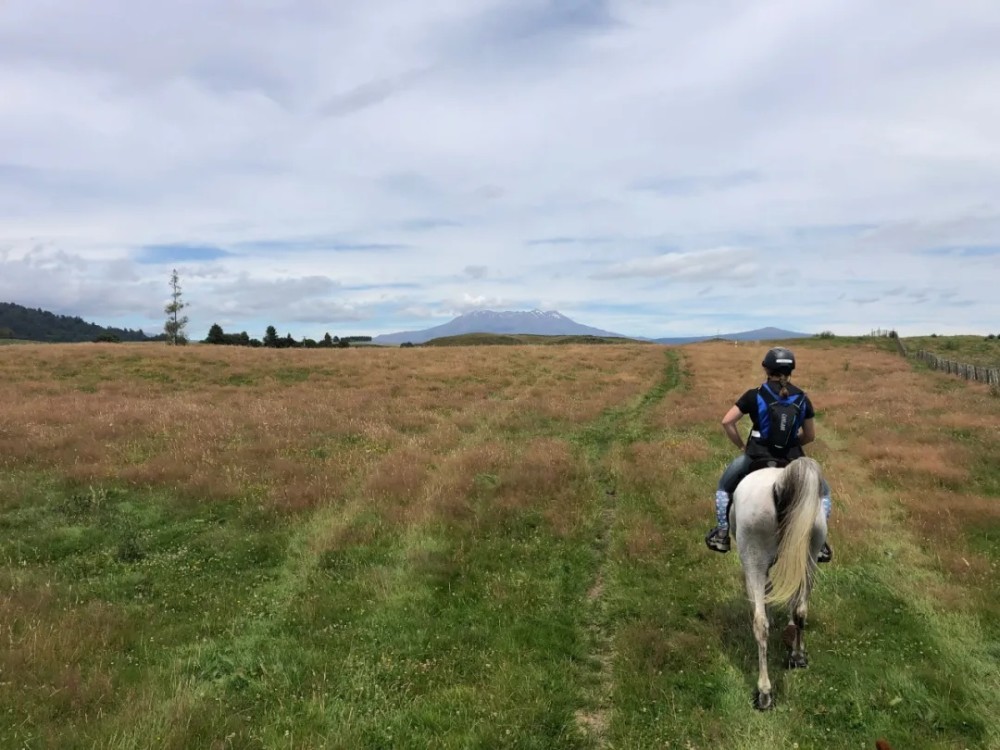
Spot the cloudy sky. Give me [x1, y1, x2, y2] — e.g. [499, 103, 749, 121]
[1, 0, 998, 339]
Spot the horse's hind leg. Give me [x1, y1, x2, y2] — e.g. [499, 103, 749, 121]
[785, 593, 809, 669]
[753, 601, 773, 708]
[786, 522, 822, 667]
[745, 569, 773, 709]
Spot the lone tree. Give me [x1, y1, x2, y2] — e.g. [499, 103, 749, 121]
[263, 325, 279, 348]
[164, 269, 189, 345]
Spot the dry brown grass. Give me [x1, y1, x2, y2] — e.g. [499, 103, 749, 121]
[0, 585, 127, 719]
[856, 437, 970, 485]
[622, 515, 666, 562]
[616, 439, 712, 491]
[497, 436, 586, 536]
[0, 344, 664, 526]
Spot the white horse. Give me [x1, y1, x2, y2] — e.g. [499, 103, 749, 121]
[730, 456, 828, 710]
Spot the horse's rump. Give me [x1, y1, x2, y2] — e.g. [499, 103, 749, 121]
[733, 457, 825, 606]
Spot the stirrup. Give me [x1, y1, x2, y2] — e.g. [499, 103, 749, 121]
[705, 528, 730, 553]
[818, 541, 832, 564]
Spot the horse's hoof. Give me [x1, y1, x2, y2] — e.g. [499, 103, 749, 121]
[787, 653, 808, 669]
[754, 690, 774, 711]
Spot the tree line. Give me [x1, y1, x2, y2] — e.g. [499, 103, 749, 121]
[0, 302, 152, 343]
[204, 324, 372, 348]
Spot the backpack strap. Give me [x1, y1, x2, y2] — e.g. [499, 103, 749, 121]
[756, 383, 778, 440]
[793, 391, 807, 432]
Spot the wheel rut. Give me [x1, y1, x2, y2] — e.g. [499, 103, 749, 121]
[573, 351, 680, 747]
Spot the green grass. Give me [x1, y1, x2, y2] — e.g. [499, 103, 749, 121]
[0, 485, 593, 748]
[794, 334, 902, 355]
[0, 473, 291, 748]
[903, 335, 1000, 368]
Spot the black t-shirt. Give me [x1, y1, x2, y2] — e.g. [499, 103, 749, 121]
[735, 382, 815, 436]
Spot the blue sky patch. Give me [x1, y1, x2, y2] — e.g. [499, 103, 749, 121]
[922, 245, 1000, 257]
[396, 217, 463, 231]
[524, 235, 611, 246]
[136, 244, 233, 264]
[236, 238, 409, 253]
[788, 223, 878, 241]
[465, 0, 615, 49]
[344, 282, 422, 291]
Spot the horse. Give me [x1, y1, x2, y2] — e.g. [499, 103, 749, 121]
[730, 456, 828, 710]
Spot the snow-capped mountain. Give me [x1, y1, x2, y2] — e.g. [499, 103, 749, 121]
[372, 310, 627, 345]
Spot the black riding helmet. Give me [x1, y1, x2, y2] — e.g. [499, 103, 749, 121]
[762, 347, 795, 375]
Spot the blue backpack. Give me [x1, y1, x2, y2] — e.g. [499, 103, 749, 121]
[756, 383, 807, 453]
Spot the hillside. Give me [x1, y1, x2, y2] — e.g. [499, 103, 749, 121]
[422, 332, 643, 346]
[0, 302, 152, 343]
[653, 326, 812, 344]
[902, 334, 1000, 368]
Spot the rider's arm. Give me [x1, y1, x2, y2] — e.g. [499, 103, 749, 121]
[721, 405, 745, 450]
[799, 418, 816, 446]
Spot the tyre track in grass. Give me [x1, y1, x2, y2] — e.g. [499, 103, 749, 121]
[571, 350, 680, 747]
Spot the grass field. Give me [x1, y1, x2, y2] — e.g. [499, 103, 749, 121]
[901, 335, 1000, 369]
[1, 340, 998, 748]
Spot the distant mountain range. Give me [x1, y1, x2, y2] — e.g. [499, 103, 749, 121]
[2, 300, 812, 347]
[372, 310, 627, 345]
[0, 302, 153, 343]
[652, 326, 813, 345]
[374, 312, 812, 345]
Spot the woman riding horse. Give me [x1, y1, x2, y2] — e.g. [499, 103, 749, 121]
[705, 346, 833, 562]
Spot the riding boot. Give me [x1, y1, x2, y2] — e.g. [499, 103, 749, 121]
[706, 491, 731, 553]
[819, 493, 833, 563]
[818, 541, 832, 563]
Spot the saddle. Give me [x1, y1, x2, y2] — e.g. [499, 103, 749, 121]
[748, 456, 791, 472]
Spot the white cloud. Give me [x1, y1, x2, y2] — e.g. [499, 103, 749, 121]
[594, 247, 757, 281]
[1, 0, 999, 338]
[447, 293, 522, 314]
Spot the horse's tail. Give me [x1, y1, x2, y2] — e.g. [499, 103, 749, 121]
[765, 457, 822, 606]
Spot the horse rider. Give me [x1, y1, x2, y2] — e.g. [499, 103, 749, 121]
[705, 346, 833, 562]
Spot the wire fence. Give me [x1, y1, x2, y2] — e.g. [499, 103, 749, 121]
[875, 330, 1000, 388]
[911, 349, 1000, 387]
